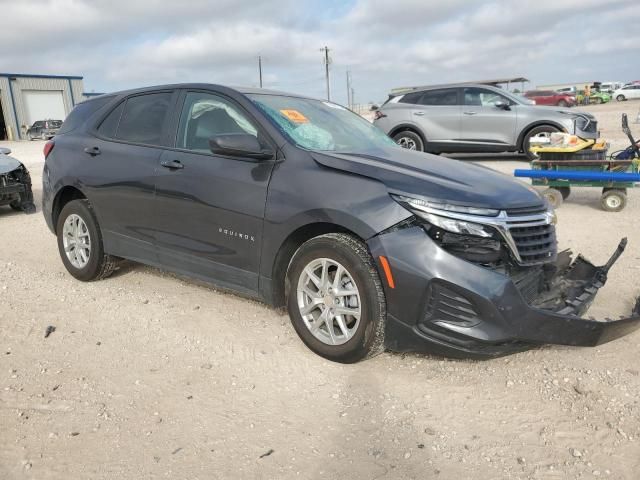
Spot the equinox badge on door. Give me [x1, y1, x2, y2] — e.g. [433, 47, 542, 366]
[219, 227, 255, 242]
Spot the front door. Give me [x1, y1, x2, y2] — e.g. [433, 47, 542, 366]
[154, 90, 276, 294]
[460, 87, 518, 148]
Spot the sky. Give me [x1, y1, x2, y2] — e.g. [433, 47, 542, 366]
[1, 0, 638, 105]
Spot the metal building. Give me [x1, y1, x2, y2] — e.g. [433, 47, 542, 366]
[0, 73, 85, 140]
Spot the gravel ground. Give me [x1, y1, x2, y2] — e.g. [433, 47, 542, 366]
[1, 101, 640, 479]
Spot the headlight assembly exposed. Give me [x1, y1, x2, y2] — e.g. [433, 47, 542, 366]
[420, 212, 493, 238]
[393, 194, 499, 217]
[391, 194, 496, 238]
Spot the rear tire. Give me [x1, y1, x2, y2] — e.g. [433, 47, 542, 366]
[542, 188, 564, 209]
[523, 125, 559, 161]
[556, 186, 571, 200]
[56, 199, 117, 281]
[601, 189, 627, 212]
[616, 95, 626, 102]
[392, 130, 424, 152]
[286, 233, 386, 363]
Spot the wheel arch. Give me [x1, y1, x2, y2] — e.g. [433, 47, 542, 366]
[517, 121, 566, 150]
[388, 123, 427, 145]
[268, 222, 366, 308]
[51, 185, 87, 234]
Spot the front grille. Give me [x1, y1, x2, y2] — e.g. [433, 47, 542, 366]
[508, 223, 557, 265]
[504, 205, 547, 216]
[424, 284, 481, 328]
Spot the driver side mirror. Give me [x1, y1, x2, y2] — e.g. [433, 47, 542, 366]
[494, 101, 510, 110]
[370, 104, 379, 111]
[209, 134, 274, 161]
[0, 147, 11, 155]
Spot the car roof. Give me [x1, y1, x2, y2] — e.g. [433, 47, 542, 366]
[98, 83, 319, 101]
[390, 83, 502, 97]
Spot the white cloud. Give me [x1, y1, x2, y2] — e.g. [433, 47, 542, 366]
[0, 0, 637, 104]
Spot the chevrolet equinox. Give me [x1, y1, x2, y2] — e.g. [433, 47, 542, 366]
[42, 84, 640, 363]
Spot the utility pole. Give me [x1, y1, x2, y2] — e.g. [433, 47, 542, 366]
[346, 70, 351, 108]
[258, 55, 263, 88]
[320, 46, 331, 101]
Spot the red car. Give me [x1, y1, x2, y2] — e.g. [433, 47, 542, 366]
[524, 90, 576, 107]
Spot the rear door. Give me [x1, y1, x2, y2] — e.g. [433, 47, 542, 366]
[410, 88, 461, 142]
[460, 87, 518, 147]
[153, 90, 276, 294]
[84, 90, 178, 263]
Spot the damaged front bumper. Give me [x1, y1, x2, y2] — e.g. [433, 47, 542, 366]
[0, 165, 36, 214]
[367, 227, 640, 359]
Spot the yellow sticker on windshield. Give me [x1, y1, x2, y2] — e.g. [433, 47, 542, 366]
[280, 109, 309, 123]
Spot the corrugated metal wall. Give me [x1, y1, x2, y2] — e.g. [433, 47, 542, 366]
[0, 75, 84, 140]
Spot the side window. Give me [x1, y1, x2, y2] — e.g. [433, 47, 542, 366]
[59, 95, 114, 134]
[464, 88, 513, 107]
[115, 92, 172, 145]
[398, 91, 424, 105]
[97, 102, 125, 138]
[419, 89, 459, 106]
[176, 91, 258, 153]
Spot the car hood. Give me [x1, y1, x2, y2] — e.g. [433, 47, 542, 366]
[311, 147, 545, 210]
[0, 154, 23, 174]
[519, 105, 595, 119]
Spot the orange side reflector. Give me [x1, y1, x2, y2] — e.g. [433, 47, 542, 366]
[379, 256, 395, 289]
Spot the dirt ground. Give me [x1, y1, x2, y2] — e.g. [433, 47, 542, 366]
[1, 100, 640, 480]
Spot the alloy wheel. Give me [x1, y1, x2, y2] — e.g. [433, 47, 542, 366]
[62, 213, 92, 269]
[296, 258, 361, 346]
[396, 136, 417, 150]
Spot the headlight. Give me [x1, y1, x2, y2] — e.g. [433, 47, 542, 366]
[393, 194, 499, 217]
[423, 213, 493, 238]
[392, 194, 496, 238]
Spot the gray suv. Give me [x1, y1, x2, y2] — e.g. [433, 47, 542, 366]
[373, 84, 597, 159]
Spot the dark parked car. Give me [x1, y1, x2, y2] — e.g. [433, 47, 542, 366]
[0, 147, 35, 213]
[27, 119, 62, 140]
[523, 90, 576, 107]
[42, 84, 640, 362]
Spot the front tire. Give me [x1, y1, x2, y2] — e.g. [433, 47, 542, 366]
[617, 94, 626, 102]
[392, 130, 424, 151]
[557, 100, 567, 107]
[523, 125, 559, 160]
[56, 199, 117, 281]
[286, 233, 386, 363]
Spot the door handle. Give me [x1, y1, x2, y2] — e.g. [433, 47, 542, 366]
[161, 160, 184, 170]
[463, 111, 477, 115]
[413, 111, 425, 116]
[83, 146, 101, 156]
